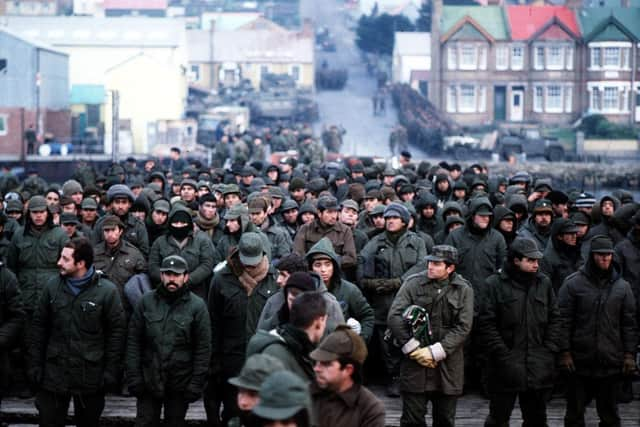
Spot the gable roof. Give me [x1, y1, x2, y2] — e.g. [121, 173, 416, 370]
[441, 6, 509, 41]
[394, 32, 431, 56]
[213, 30, 314, 63]
[507, 6, 580, 40]
[578, 7, 640, 42]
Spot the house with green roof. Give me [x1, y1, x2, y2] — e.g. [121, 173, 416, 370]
[435, 6, 512, 125]
[579, 7, 640, 124]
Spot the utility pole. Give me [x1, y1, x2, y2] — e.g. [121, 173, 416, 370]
[111, 90, 119, 163]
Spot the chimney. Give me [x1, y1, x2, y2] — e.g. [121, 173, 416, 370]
[300, 18, 314, 38]
[429, 0, 442, 109]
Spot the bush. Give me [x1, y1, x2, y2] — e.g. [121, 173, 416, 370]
[580, 114, 637, 139]
[356, 13, 415, 55]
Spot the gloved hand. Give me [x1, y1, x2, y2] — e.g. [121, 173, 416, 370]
[558, 352, 575, 373]
[346, 318, 362, 335]
[128, 383, 146, 398]
[410, 347, 437, 368]
[374, 278, 402, 294]
[184, 388, 201, 403]
[622, 353, 636, 376]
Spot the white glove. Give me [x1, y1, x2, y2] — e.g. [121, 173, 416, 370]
[346, 318, 362, 335]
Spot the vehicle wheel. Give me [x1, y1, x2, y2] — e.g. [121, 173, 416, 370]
[547, 147, 564, 162]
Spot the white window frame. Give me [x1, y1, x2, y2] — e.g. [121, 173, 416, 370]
[565, 86, 573, 113]
[459, 84, 476, 113]
[511, 45, 524, 70]
[566, 46, 574, 70]
[603, 87, 619, 110]
[534, 46, 544, 70]
[590, 88, 601, 111]
[496, 45, 508, 70]
[447, 86, 457, 112]
[0, 114, 7, 136]
[478, 86, 486, 112]
[459, 45, 477, 70]
[603, 47, 621, 69]
[447, 46, 458, 70]
[546, 85, 563, 113]
[590, 47, 601, 69]
[534, 86, 543, 112]
[479, 46, 487, 70]
[622, 47, 630, 69]
[547, 46, 564, 70]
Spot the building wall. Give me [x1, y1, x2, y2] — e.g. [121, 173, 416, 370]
[0, 107, 70, 156]
[393, 54, 431, 83]
[105, 54, 187, 154]
[189, 62, 214, 91]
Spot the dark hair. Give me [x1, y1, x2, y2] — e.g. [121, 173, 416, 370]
[257, 409, 310, 427]
[290, 291, 326, 329]
[338, 357, 363, 384]
[64, 237, 94, 268]
[276, 253, 307, 274]
[199, 193, 217, 205]
[170, 147, 181, 154]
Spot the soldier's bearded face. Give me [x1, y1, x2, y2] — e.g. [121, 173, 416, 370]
[314, 359, 349, 392]
[111, 198, 131, 216]
[58, 247, 79, 277]
[319, 210, 338, 226]
[161, 271, 188, 292]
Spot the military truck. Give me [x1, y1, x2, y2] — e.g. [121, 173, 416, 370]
[497, 128, 566, 161]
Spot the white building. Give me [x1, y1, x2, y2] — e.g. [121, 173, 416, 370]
[392, 32, 431, 96]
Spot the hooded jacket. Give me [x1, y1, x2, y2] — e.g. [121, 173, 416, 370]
[305, 238, 374, 342]
[558, 252, 637, 377]
[492, 205, 517, 248]
[257, 271, 344, 334]
[414, 193, 443, 237]
[215, 212, 272, 263]
[445, 198, 507, 297]
[517, 216, 551, 252]
[148, 205, 217, 300]
[540, 220, 581, 293]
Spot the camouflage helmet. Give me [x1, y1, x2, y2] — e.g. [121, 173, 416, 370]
[425, 245, 459, 265]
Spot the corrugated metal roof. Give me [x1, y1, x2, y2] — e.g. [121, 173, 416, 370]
[0, 27, 68, 56]
[0, 16, 185, 47]
[394, 32, 431, 56]
[70, 84, 105, 105]
[441, 6, 509, 40]
[187, 29, 213, 63]
[507, 6, 580, 40]
[213, 30, 314, 63]
[578, 7, 640, 41]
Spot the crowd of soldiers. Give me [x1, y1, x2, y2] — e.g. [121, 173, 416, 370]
[0, 130, 637, 427]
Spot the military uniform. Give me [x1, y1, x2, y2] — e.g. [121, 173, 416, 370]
[28, 269, 126, 427]
[126, 256, 211, 427]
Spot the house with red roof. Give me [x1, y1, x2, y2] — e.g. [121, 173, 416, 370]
[504, 5, 581, 124]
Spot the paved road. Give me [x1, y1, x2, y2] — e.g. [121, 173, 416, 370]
[302, 0, 399, 158]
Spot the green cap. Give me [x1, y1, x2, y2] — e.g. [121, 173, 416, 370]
[28, 195, 48, 212]
[224, 204, 248, 220]
[239, 232, 264, 266]
[81, 198, 98, 210]
[159, 255, 189, 274]
[228, 354, 285, 391]
[425, 245, 459, 265]
[252, 371, 310, 421]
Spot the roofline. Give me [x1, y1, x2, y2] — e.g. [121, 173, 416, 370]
[526, 15, 581, 44]
[582, 14, 638, 43]
[0, 27, 69, 57]
[441, 15, 496, 43]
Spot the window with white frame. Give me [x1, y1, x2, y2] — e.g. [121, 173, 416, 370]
[447, 86, 457, 112]
[565, 86, 573, 113]
[460, 45, 477, 70]
[590, 88, 601, 110]
[448, 46, 457, 70]
[603, 87, 618, 109]
[479, 46, 487, 70]
[0, 114, 7, 136]
[459, 85, 476, 112]
[590, 47, 601, 68]
[496, 46, 508, 70]
[546, 86, 562, 112]
[534, 86, 543, 112]
[534, 46, 544, 70]
[566, 46, 574, 70]
[622, 47, 630, 69]
[547, 46, 563, 70]
[478, 86, 486, 112]
[603, 47, 620, 67]
[511, 46, 524, 70]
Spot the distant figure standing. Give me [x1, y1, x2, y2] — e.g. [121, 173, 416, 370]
[372, 94, 379, 116]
